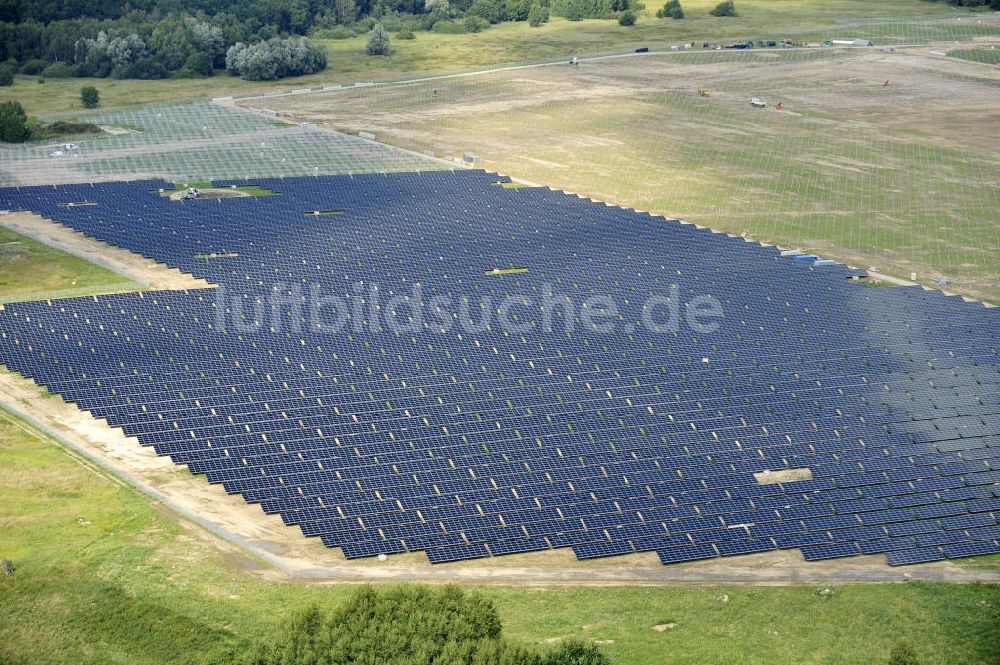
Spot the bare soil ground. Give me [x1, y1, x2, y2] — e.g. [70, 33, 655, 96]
[1, 365, 997, 584]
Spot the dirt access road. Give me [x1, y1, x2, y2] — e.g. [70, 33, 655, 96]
[0, 210, 213, 292]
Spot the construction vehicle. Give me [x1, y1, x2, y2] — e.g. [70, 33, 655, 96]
[698, 87, 710, 97]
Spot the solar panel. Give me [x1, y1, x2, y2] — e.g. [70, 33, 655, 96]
[426, 543, 490, 564]
[656, 544, 718, 564]
[0, 171, 997, 567]
[885, 547, 945, 566]
[942, 541, 1000, 559]
[572, 540, 635, 560]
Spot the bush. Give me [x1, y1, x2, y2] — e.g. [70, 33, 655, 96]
[0, 65, 14, 86]
[373, 10, 428, 32]
[527, 2, 550, 25]
[425, 0, 451, 14]
[542, 639, 612, 665]
[366, 23, 390, 55]
[41, 62, 72, 78]
[618, 9, 636, 24]
[551, 0, 619, 19]
[0, 100, 31, 143]
[710, 0, 736, 16]
[226, 38, 328, 80]
[432, 19, 466, 33]
[20, 58, 47, 75]
[218, 586, 608, 665]
[467, 0, 507, 23]
[464, 15, 490, 31]
[887, 641, 921, 665]
[112, 58, 170, 80]
[313, 24, 358, 39]
[182, 52, 213, 77]
[656, 0, 684, 18]
[397, 27, 415, 39]
[506, 0, 532, 20]
[80, 86, 99, 109]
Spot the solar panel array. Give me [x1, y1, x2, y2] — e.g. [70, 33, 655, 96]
[0, 171, 997, 566]
[0, 102, 445, 186]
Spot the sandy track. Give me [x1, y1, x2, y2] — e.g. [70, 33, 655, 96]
[0, 211, 212, 292]
[0, 366, 997, 584]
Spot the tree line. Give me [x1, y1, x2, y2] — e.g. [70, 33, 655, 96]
[0, 0, 653, 83]
[0, 13, 329, 81]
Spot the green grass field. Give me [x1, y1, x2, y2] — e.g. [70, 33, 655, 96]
[0, 226, 141, 302]
[1, 411, 999, 665]
[0, 0, 958, 117]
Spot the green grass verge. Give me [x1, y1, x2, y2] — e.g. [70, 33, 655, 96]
[0, 0, 956, 116]
[0, 226, 142, 302]
[1, 410, 998, 665]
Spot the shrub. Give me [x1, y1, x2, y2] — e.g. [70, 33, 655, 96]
[0, 100, 31, 143]
[527, 2, 550, 25]
[219, 586, 609, 665]
[313, 24, 358, 39]
[710, 0, 736, 16]
[432, 19, 466, 32]
[41, 62, 72, 78]
[506, 0, 532, 20]
[542, 639, 612, 665]
[0, 65, 13, 86]
[366, 23, 390, 55]
[226, 38, 328, 80]
[463, 15, 490, 31]
[467, 0, 507, 23]
[618, 9, 636, 24]
[397, 27, 415, 39]
[887, 642, 921, 665]
[551, 0, 619, 19]
[425, 0, 451, 14]
[112, 58, 170, 80]
[369, 10, 422, 32]
[182, 52, 213, 77]
[20, 58, 47, 75]
[80, 86, 99, 109]
[656, 0, 683, 18]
